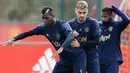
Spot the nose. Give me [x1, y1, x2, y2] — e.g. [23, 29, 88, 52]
[43, 19, 47, 24]
[80, 14, 84, 17]
[43, 19, 46, 22]
[102, 17, 105, 20]
[102, 18, 107, 22]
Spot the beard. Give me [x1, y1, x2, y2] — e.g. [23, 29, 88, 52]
[44, 20, 55, 27]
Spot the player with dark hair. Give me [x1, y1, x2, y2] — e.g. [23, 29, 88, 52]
[68, 1, 101, 73]
[98, 5, 130, 73]
[3, 6, 86, 73]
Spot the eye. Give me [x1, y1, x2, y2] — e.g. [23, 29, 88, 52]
[78, 12, 86, 14]
[101, 15, 107, 18]
[42, 17, 49, 19]
[83, 12, 86, 14]
[78, 12, 82, 14]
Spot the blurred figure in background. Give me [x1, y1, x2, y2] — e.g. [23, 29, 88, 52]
[98, 5, 130, 73]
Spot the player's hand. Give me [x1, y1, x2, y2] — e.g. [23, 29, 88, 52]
[3, 38, 15, 46]
[111, 5, 116, 8]
[71, 39, 80, 47]
[111, 5, 116, 11]
[51, 47, 64, 60]
[73, 30, 79, 37]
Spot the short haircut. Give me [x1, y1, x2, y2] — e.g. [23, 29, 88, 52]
[41, 6, 53, 14]
[102, 7, 113, 15]
[76, 0, 88, 9]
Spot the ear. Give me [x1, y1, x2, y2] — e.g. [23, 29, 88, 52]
[86, 9, 88, 14]
[75, 8, 77, 14]
[52, 13, 55, 17]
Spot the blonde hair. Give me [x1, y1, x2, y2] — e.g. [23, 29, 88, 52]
[76, 0, 88, 9]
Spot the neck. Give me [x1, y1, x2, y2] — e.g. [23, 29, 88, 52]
[103, 18, 114, 27]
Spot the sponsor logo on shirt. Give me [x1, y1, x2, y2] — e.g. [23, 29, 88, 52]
[100, 34, 111, 42]
[77, 37, 87, 42]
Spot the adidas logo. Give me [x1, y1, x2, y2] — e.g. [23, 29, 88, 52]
[32, 48, 56, 73]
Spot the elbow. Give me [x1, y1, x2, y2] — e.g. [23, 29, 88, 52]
[128, 19, 130, 23]
[125, 18, 130, 24]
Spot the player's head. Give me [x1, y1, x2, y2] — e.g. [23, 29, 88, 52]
[101, 7, 113, 22]
[41, 6, 55, 25]
[75, 0, 88, 23]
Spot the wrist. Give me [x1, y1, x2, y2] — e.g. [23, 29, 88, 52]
[12, 38, 16, 42]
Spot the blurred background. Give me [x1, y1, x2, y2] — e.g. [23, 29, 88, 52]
[0, 0, 130, 73]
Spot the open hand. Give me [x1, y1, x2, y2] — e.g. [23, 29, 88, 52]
[3, 38, 15, 46]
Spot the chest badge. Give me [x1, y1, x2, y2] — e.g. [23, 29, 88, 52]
[84, 27, 89, 32]
[56, 33, 61, 39]
[108, 26, 113, 32]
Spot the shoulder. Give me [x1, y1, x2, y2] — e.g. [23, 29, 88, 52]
[97, 21, 104, 28]
[68, 18, 77, 27]
[56, 20, 68, 26]
[56, 20, 67, 24]
[98, 21, 102, 25]
[87, 17, 97, 23]
[86, 17, 99, 27]
[34, 23, 45, 30]
[87, 17, 99, 27]
[68, 18, 76, 24]
[56, 20, 71, 28]
[38, 23, 45, 26]
[37, 23, 45, 28]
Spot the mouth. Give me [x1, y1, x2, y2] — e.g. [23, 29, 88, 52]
[102, 20, 107, 22]
[78, 17, 83, 20]
[79, 17, 84, 19]
[79, 17, 85, 21]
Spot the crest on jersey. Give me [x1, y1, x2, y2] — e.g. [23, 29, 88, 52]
[84, 27, 89, 32]
[55, 33, 60, 39]
[108, 26, 113, 32]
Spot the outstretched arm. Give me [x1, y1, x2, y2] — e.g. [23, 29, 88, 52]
[3, 25, 43, 46]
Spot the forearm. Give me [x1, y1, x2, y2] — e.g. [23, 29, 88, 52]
[14, 31, 34, 41]
[80, 41, 97, 48]
[79, 36, 100, 48]
[61, 32, 74, 48]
